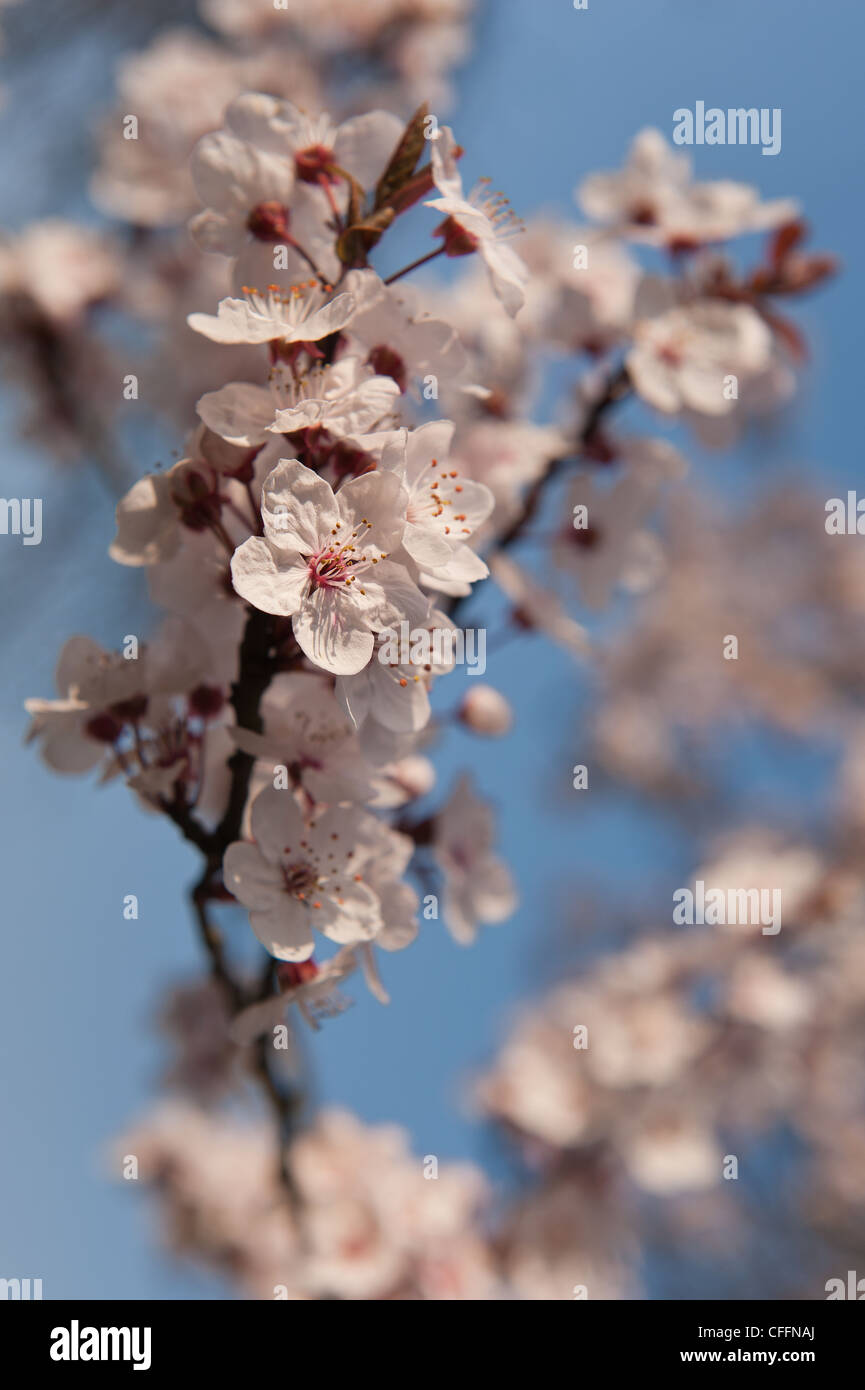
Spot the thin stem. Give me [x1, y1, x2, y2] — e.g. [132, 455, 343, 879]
[446, 362, 632, 626]
[156, 601, 306, 1204]
[384, 245, 446, 285]
[321, 179, 344, 235]
[191, 873, 243, 1011]
[287, 236, 330, 288]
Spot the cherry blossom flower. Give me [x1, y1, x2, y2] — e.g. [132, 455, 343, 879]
[223, 785, 391, 960]
[198, 353, 400, 449]
[25, 625, 209, 776]
[426, 127, 528, 317]
[0, 220, 120, 327]
[578, 128, 798, 248]
[342, 270, 468, 394]
[90, 33, 321, 226]
[627, 298, 772, 417]
[555, 438, 688, 610]
[188, 278, 357, 347]
[517, 220, 639, 356]
[230, 947, 361, 1040]
[335, 607, 457, 734]
[110, 425, 260, 567]
[432, 774, 517, 944]
[188, 93, 300, 257]
[380, 418, 494, 568]
[230, 459, 425, 674]
[230, 671, 378, 806]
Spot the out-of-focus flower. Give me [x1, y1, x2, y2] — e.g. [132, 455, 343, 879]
[431, 773, 516, 943]
[578, 128, 798, 248]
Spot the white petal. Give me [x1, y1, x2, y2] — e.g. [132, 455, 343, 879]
[249, 784, 306, 863]
[230, 536, 308, 616]
[293, 589, 375, 675]
[249, 902, 314, 962]
[333, 111, 406, 190]
[262, 459, 337, 551]
[223, 841, 285, 910]
[197, 383, 275, 446]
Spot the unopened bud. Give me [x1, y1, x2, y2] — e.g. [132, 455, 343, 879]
[459, 684, 513, 735]
[390, 755, 436, 800]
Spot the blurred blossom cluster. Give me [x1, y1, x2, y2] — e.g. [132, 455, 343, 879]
[9, 0, 850, 1299]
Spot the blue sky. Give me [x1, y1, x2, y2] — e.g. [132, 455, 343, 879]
[0, 0, 858, 1297]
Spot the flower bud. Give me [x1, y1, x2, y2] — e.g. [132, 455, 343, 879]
[459, 684, 513, 735]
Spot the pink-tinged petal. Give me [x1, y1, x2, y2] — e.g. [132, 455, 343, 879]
[425, 197, 491, 241]
[197, 382, 275, 446]
[293, 589, 375, 675]
[30, 711, 105, 774]
[472, 857, 518, 922]
[248, 785, 306, 863]
[224, 93, 294, 151]
[333, 111, 406, 190]
[55, 635, 109, 694]
[359, 943, 390, 1004]
[430, 125, 463, 200]
[402, 522, 453, 568]
[322, 879, 382, 944]
[481, 241, 528, 318]
[335, 669, 373, 729]
[231, 536, 307, 616]
[625, 352, 680, 414]
[261, 459, 338, 551]
[187, 299, 274, 345]
[299, 290, 357, 342]
[188, 209, 244, 257]
[678, 365, 730, 416]
[370, 662, 431, 733]
[190, 131, 295, 214]
[365, 559, 432, 628]
[223, 841, 285, 910]
[336, 469, 406, 554]
[110, 474, 177, 567]
[190, 132, 250, 210]
[404, 419, 455, 487]
[249, 902, 315, 962]
[375, 880, 420, 950]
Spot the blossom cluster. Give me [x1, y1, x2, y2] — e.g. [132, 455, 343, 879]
[13, 0, 840, 1301]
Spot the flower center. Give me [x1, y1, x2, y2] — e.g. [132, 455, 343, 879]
[295, 145, 337, 184]
[278, 960, 319, 988]
[85, 711, 123, 744]
[367, 344, 407, 393]
[629, 200, 657, 226]
[282, 861, 319, 898]
[571, 522, 603, 551]
[435, 215, 480, 257]
[308, 548, 350, 589]
[246, 201, 291, 242]
[658, 342, 684, 368]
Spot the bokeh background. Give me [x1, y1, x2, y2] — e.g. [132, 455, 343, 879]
[0, 0, 858, 1298]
